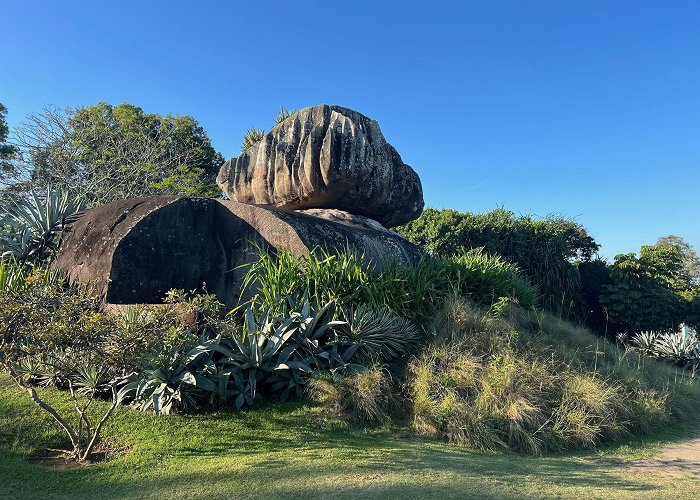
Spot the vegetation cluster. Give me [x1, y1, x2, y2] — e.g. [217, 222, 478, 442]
[1, 100, 699, 466]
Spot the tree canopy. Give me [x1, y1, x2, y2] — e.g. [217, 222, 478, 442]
[12, 102, 224, 204]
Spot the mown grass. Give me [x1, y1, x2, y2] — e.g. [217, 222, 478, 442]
[1, 373, 699, 500]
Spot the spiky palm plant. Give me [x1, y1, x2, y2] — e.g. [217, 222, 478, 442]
[341, 305, 423, 362]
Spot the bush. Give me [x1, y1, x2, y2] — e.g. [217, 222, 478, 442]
[0, 266, 132, 462]
[601, 252, 687, 334]
[446, 249, 537, 309]
[397, 207, 598, 316]
[241, 247, 537, 324]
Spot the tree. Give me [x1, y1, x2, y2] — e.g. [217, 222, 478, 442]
[0, 103, 20, 186]
[655, 235, 700, 288]
[0, 269, 128, 462]
[601, 250, 688, 334]
[12, 103, 224, 205]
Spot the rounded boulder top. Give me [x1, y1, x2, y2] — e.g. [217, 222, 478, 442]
[216, 104, 424, 228]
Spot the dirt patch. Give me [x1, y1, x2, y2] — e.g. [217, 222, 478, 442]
[27, 449, 84, 471]
[626, 437, 700, 479]
[27, 440, 132, 471]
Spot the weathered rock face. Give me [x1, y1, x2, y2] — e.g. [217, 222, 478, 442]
[54, 197, 423, 307]
[216, 104, 424, 228]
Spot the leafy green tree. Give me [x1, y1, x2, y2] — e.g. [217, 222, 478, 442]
[0, 103, 19, 186]
[14, 103, 224, 205]
[601, 251, 687, 334]
[397, 207, 599, 316]
[640, 243, 691, 293]
[654, 235, 700, 289]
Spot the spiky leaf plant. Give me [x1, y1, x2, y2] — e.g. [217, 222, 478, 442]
[0, 186, 83, 261]
[275, 106, 297, 123]
[241, 127, 265, 152]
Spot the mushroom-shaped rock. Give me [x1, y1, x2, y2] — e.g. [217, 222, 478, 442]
[216, 104, 424, 228]
[54, 196, 423, 307]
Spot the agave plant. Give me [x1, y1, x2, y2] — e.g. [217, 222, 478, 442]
[0, 187, 83, 261]
[654, 331, 699, 363]
[118, 361, 213, 415]
[275, 106, 297, 123]
[121, 298, 384, 414]
[630, 331, 661, 354]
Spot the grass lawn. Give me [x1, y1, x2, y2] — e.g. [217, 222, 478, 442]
[1, 373, 697, 499]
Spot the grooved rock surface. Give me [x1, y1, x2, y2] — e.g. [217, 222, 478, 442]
[54, 197, 423, 307]
[216, 104, 424, 227]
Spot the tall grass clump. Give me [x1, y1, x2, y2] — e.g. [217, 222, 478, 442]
[446, 248, 537, 309]
[307, 367, 397, 425]
[0, 257, 61, 293]
[408, 295, 692, 454]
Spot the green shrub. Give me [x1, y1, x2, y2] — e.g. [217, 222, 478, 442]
[397, 207, 598, 317]
[601, 252, 687, 333]
[0, 267, 133, 462]
[241, 247, 536, 324]
[446, 249, 537, 309]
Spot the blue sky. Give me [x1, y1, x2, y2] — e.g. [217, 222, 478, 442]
[2, 0, 699, 259]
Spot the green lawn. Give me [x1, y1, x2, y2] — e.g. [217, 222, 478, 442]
[0, 373, 697, 499]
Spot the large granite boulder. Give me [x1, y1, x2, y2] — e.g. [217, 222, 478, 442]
[54, 196, 423, 307]
[216, 104, 424, 228]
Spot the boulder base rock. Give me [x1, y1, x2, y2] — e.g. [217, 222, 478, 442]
[296, 208, 392, 233]
[217, 104, 424, 228]
[54, 197, 423, 307]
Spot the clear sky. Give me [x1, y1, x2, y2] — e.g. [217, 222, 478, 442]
[2, 0, 698, 260]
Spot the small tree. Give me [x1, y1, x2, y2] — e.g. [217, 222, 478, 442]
[12, 103, 224, 205]
[0, 267, 127, 462]
[3, 357, 126, 462]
